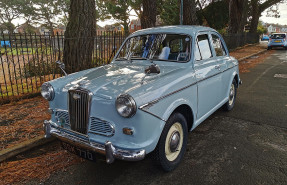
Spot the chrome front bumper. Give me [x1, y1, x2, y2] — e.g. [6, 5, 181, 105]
[43, 120, 145, 163]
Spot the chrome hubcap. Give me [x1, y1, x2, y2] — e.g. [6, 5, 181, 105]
[228, 84, 235, 106]
[169, 131, 180, 152]
[165, 122, 184, 161]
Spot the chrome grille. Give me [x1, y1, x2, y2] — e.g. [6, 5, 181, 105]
[89, 117, 115, 137]
[55, 110, 70, 126]
[68, 88, 92, 134]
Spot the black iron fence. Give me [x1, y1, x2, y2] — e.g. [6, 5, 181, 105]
[0, 31, 126, 103]
[222, 33, 259, 50]
[0, 31, 259, 103]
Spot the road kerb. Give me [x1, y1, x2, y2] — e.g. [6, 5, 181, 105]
[238, 49, 267, 62]
[0, 136, 56, 163]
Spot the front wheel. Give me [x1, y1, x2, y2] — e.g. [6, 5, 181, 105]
[223, 79, 237, 111]
[152, 112, 188, 172]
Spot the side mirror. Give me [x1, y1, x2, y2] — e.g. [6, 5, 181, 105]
[56, 61, 67, 76]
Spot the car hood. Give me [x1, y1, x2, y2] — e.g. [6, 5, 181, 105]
[61, 63, 185, 100]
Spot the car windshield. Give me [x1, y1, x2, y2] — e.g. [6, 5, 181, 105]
[270, 34, 286, 39]
[116, 34, 191, 62]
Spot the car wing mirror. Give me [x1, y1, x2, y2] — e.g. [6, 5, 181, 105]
[56, 60, 68, 76]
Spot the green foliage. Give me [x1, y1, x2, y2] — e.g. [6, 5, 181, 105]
[22, 60, 55, 78]
[30, 0, 70, 33]
[198, 1, 229, 30]
[257, 21, 267, 34]
[0, 0, 27, 33]
[159, 0, 180, 25]
[97, 0, 133, 35]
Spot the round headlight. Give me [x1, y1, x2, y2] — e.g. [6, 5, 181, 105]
[115, 94, 137, 118]
[41, 82, 55, 101]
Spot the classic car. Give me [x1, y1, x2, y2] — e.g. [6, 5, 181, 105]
[42, 26, 241, 171]
[267, 33, 287, 50]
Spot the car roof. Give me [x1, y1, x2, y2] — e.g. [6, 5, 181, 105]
[130, 25, 217, 37]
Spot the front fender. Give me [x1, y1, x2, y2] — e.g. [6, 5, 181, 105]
[139, 83, 197, 129]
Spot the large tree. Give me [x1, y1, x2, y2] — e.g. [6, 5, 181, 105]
[0, 0, 28, 33]
[31, 0, 70, 36]
[141, 0, 157, 28]
[159, 0, 180, 25]
[140, 0, 157, 29]
[97, 0, 131, 35]
[228, 0, 249, 34]
[182, 0, 198, 25]
[197, 1, 229, 30]
[63, 0, 96, 73]
[249, 0, 283, 33]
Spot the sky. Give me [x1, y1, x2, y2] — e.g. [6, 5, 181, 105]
[260, 4, 287, 26]
[13, 3, 287, 28]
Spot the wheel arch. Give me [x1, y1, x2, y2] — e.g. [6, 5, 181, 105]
[172, 104, 194, 131]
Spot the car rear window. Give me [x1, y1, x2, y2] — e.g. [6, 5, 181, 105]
[270, 34, 286, 39]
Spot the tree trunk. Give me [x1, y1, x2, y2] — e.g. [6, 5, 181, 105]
[141, 0, 157, 29]
[250, 0, 260, 33]
[182, 0, 198, 25]
[63, 0, 96, 73]
[228, 0, 248, 34]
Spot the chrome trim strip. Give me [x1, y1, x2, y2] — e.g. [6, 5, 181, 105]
[44, 120, 146, 163]
[139, 81, 197, 110]
[139, 108, 166, 122]
[139, 65, 237, 111]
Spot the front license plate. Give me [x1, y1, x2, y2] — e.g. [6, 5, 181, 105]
[61, 142, 97, 162]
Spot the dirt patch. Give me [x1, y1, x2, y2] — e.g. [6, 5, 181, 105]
[229, 44, 266, 60]
[0, 96, 50, 150]
[238, 50, 275, 73]
[229, 44, 274, 73]
[0, 142, 83, 185]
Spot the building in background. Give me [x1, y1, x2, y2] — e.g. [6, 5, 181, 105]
[267, 24, 287, 34]
[129, 19, 141, 33]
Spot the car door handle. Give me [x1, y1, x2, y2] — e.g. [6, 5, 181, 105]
[215, 65, 221, 70]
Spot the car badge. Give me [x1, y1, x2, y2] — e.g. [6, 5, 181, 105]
[73, 94, 81, 100]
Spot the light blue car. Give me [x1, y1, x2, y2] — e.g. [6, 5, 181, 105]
[267, 33, 287, 50]
[42, 26, 241, 171]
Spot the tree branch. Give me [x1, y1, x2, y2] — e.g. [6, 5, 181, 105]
[259, 0, 283, 13]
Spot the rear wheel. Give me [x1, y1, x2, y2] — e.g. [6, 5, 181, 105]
[152, 112, 188, 172]
[223, 79, 237, 111]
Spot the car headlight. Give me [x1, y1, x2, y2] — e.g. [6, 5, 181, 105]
[41, 82, 55, 101]
[115, 94, 137, 118]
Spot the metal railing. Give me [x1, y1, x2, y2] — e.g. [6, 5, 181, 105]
[222, 33, 259, 50]
[0, 31, 126, 103]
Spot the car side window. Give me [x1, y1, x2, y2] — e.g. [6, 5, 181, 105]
[211, 34, 226, 56]
[196, 34, 212, 61]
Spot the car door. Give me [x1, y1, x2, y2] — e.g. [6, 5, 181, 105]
[210, 33, 230, 101]
[193, 33, 221, 119]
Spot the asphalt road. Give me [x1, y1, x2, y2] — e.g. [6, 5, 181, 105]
[28, 49, 287, 185]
